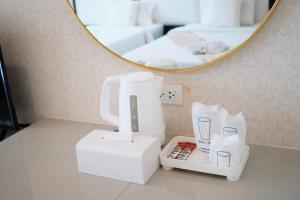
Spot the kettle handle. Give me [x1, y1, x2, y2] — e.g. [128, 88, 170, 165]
[100, 76, 120, 126]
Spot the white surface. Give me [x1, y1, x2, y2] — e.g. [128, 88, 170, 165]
[100, 72, 166, 145]
[160, 136, 249, 181]
[2, 119, 300, 200]
[206, 0, 243, 27]
[105, 1, 139, 26]
[241, 0, 256, 25]
[123, 23, 258, 69]
[76, 129, 161, 185]
[86, 24, 163, 55]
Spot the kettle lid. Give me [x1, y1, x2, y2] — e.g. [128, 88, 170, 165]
[120, 72, 157, 82]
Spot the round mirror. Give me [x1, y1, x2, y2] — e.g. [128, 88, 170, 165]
[66, 0, 279, 72]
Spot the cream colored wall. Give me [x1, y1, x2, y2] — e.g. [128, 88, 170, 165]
[0, 0, 299, 149]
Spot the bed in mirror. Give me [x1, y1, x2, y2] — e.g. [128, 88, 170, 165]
[66, 0, 279, 72]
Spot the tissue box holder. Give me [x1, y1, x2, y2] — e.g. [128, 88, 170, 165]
[76, 130, 161, 185]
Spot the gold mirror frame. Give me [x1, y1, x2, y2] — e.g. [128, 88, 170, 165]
[65, 0, 280, 73]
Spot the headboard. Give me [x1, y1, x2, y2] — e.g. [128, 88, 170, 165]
[74, 0, 200, 26]
[74, 0, 270, 26]
[148, 0, 270, 24]
[149, 0, 270, 25]
[144, 0, 200, 25]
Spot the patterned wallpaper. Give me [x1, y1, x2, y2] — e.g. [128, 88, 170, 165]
[0, 0, 299, 149]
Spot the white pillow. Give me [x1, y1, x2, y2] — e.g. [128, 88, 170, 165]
[200, 0, 210, 25]
[105, 1, 139, 26]
[241, 0, 256, 25]
[136, 2, 155, 26]
[151, 0, 200, 25]
[206, 0, 243, 27]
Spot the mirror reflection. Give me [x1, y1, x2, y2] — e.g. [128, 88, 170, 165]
[69, 0, 276, 70]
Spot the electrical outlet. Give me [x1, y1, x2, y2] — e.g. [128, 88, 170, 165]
[160, 84, 183, 105]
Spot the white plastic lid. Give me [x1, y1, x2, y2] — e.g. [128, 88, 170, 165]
[120, 72, 156, 82]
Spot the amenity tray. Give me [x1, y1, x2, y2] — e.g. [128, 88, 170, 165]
[160, 136, 249, 181]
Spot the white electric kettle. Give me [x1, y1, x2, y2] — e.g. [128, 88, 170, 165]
[100, 72, 165, 145]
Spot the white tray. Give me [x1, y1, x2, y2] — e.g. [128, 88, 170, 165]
[160, 136, 249, 181]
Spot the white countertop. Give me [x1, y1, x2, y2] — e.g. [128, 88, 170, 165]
[0, 118, 299, 200]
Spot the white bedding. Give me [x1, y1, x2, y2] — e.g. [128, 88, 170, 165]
[86, 24, 163, 55]
[123, 24, 258, 69]
[124, 36, 202, 68]
[172, 23, 259, 48]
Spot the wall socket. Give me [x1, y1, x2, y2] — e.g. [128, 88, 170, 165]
[160, 84, 183, 105]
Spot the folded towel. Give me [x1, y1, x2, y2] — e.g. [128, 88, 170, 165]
[194, 41, 229, 55]
[167, 32, 206, 49]
[167, 32, 229, 55]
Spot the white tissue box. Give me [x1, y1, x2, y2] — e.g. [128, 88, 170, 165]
[76, 130, 161, 185]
